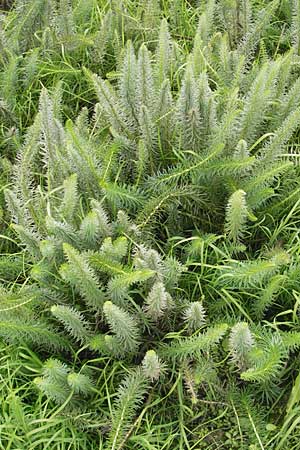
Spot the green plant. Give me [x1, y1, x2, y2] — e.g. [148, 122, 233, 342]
[3, 1, 300, 449]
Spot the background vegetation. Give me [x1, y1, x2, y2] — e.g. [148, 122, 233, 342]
[2, 0, 300, 448]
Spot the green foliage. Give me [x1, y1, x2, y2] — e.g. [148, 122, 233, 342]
[183, 301, 206, 332]
[103, 301, 140, 354]
[225, 189, 248, 244]
[144, 281, 172, 321]
[229, 322, 255, 371]
[2, 1, 300, 449]
[51, 304, 92, 344]
[107, 368, 149, 450]
[161, 323, 229, 361]
[0, 316, 66, 350]
[286, 372, 300, 416]
[142, 349, 165, 381]
[61, 242, 106, 309]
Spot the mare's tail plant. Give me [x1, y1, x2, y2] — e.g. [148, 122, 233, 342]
[3, 1, 300, 448]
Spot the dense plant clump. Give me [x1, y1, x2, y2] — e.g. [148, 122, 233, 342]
[2, 0, 300, 448]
